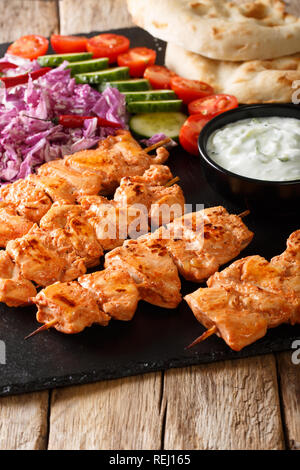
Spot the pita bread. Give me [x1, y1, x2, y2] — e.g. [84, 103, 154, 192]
[127, 0, 300, 61]
[165, 41, 300, 103]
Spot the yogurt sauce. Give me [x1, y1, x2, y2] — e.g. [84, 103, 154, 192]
[206, 116, 300, 182]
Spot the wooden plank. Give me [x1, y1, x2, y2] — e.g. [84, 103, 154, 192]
[0, 0, 59, 43]
[59, 0, 134, 35]
[0, 391, 49, 450]
[277, 351, 300, 450]
[48, 373, 163, 450]
[162, 355, 285, 450]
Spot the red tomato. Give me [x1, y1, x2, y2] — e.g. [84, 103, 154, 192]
[188, 94, 238, 118]
[50, 34, 87, 53]
[179, 115, 210, 156]
[170, 76, 214, 105]
[144, 65, 174, 89]
[118, 47, 156, 78]
[7, 35, 49, 60]
[86, 34, 130, 63]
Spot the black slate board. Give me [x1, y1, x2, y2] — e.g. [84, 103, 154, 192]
[0, 27, 299, 397]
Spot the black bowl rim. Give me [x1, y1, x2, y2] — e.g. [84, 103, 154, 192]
[198, 103, 300, 186]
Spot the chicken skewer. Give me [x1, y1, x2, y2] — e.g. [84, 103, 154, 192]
[0, 131, 170, 247]
[185, 230, 300, 351]
[29, 207, 253, 335]
[0, 165, 184, 307]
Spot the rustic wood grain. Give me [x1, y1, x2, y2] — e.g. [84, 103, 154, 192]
[48, 373, 163, 450]
[0, 391, 49, 450]
[162, 356, 285, 450]
[277, 351, 300, 450]
[0, 0, 59, 43]
[59, 0, 134, 35]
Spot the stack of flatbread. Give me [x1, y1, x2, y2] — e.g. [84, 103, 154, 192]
[127, 0, 300, 103]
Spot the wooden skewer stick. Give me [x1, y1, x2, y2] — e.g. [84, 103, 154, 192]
[145, 138, 171, 154]
[238, 210, 250, 219]
[165, 176, 180, 187]
[24, 319, 58, 340]
[185, 325, 218, 350]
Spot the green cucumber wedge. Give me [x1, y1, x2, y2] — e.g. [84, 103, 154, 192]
[99, 79, 151, 93]
[37, 52, 93, 67]
[127, 100, 183, 114]
[66, 58, 109, 75]
[75, 67, 130, 84]
[130, 112, 187, 139]
[124, 90, 177, 104]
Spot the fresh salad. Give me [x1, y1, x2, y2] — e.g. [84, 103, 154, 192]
[0, 32, 239, 184]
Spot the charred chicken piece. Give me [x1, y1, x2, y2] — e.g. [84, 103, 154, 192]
[147, 207, 254, 282]
[105, 237, 182, 309]
[33, 281, 111, 334]
[78, 266, 140, 321]
[185, 231, 300, 351]
[38, 159, 103, 197]
[0, 202, 34, 247]
[0, 178, 52, 223]
[65, 131, 170, 195]
[0, 251, 37, 307]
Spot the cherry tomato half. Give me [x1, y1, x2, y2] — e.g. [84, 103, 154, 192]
[50, 34, 87, 54]
[7, 35, 49, 60]
[144, 65, 175, 89]
[188, 94, 238, 118]
[179, 115, 210, 156]
[118, 47, 156, 78]
[170, 76, 214, 105]
[87, 34, 130, 63]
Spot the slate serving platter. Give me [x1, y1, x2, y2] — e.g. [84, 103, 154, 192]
[0, 27, 299, 397]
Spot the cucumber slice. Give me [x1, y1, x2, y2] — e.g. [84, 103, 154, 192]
[75, 67, 130, 84]
[124, 90, 177, 104]
[99, 79, 151, 93]
[130, 112, 187, 139]
[37, 52, 93, 67]
[66, 58, 109, 75]
[128, 100, 183, 114]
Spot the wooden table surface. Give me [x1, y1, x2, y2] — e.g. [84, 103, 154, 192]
[0, 0, 299, 451]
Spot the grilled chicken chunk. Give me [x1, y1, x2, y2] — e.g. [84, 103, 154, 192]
[65, 131, 170, 195]
[0, 251, 37, 307]
[0, 202, 34, 247]
[6, 225, 88, 286]
[79, 196, 128, 251]
[78, 266, 140, 321]
[6, 227, 67, 286]
[0, 178, 52, 223]
[105, 238, 182, 309]
[33, 282, 111, 334]
[39, 201, 83, 231]
[271, 230, 300, 294]
[28, 174, 76, 204]
[147, 207, 254, 282]
[38, 159, 103, 197]
[185, 287, 268, 351]
[185, 231, 300, 351]
[142, 164, 173, 186]
[78, 165, 184, 250]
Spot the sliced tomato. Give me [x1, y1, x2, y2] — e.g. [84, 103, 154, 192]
[7, 35, 49, 60]
[50, 34, 87, 54]
[87, 34, 130, 63]
[118, 47, 156, 78]
[188, 94, 238, 118]
[144, 65, 175, 89]
[170, 76, 214, 105]
[179, 115, 210, 156]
